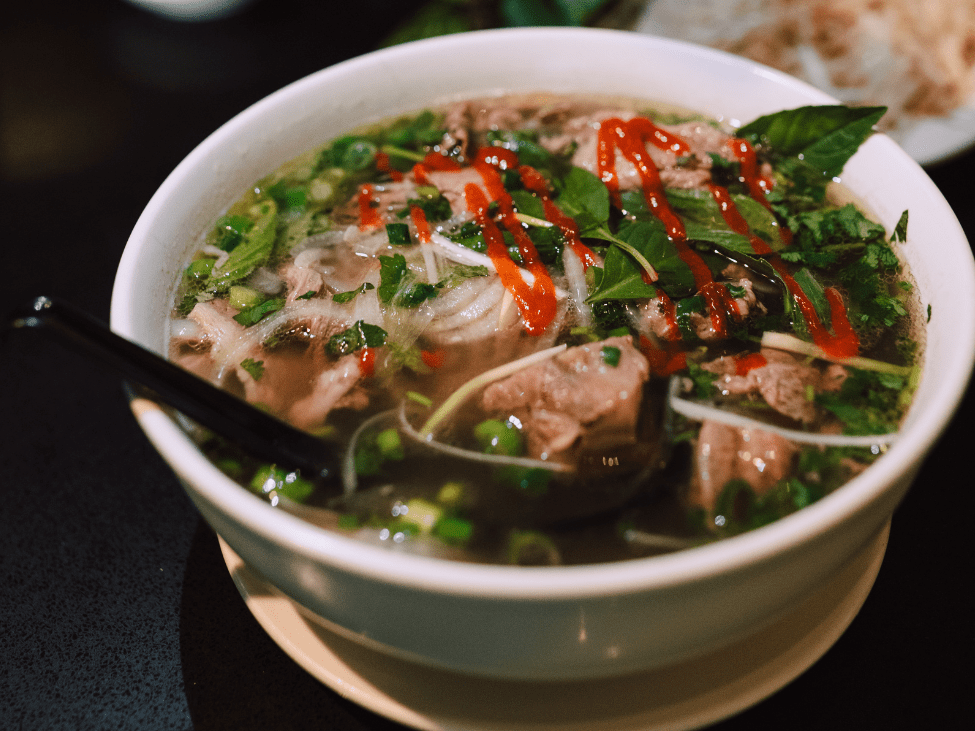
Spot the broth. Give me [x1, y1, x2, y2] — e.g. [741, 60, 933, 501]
[169, 94, 920, 565]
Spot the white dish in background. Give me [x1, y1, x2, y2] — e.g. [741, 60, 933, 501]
[219, 524, 889, 731]
[634, 0, 975, 166]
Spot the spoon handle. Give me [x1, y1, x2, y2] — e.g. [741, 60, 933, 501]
[8, 296, 338, 483]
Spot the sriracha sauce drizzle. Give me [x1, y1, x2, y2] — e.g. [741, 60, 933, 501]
[708, 150, 860, 358]
[368, 113, 860, 359]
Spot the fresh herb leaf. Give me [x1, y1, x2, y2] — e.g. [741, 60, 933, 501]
[233, 297, 285, 327]
[737, 105, 886, 178]
[378, 253, 439, 307]
[386, 222, 412, 246]
[332, 282, 375, 304]
[326, 320, 388, 357]
[436, 264, 490, 288]
[600, 345, 621, 367]
[239, 358, 265, 381]
[816, 368, 909, 435]
[402, 192, 452, 221]
[665, 187, 788, 252]
[892, 210, 908, 244]
[212, 214, 254, 252]
[210, 200, 279, 291]
[587, 219, 695, 302]
[686, 361, 719, 399]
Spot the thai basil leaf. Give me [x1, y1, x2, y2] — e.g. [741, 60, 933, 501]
[333, 282, 375, 304]
[792, 267, 831, 324]
[737, 105, 887, 178]
[587, 219, 695, 302]
[666, 188, 787, 252]
[557, 166, 611, 230]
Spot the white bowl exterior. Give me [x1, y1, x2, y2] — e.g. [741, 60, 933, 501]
[112, 28, 975, 679]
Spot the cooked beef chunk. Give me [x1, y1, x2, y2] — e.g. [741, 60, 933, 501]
[481, 336, 651, 463]
[689, 420, 799, 515]
[702, 348, 848, 424]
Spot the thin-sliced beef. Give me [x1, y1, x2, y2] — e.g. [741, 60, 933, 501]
[481, 336, 650, 463]
[689, 420, 799, 516]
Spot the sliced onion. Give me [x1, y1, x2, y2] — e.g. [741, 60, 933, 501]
[667, 378, 898, 447]
[342, 410, 398, 495]
[247, 266, 285, 295]
[563, 247, 592, 328]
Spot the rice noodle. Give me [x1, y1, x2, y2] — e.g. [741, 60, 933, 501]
[423, 278, 506, 333]
[428, 273, 495, 316]
[200, 244, 229, 270]
[247, 266, 285, 295]
[293, 247, 329, 269]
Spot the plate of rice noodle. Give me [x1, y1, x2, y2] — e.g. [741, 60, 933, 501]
[635, 0, 975, 166]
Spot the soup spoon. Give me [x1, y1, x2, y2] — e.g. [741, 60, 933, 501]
[6, 295, 340, 484]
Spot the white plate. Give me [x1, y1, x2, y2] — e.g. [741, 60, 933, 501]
[218, 522, 889, 731]
[633, 1, 975, 166]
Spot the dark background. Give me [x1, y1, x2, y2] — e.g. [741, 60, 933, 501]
[2, 1, 972, 729]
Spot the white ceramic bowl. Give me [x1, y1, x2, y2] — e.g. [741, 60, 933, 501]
[111, 28, 975, 680]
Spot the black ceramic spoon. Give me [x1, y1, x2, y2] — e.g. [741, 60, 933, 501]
[6, 296, 339, 484]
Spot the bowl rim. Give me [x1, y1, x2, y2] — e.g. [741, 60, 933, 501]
[112, 26, 975, 599]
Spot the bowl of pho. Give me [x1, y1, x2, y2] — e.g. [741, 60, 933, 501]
[111, 27, 975, 680]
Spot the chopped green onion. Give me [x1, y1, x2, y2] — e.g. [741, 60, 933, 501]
[400, 498, 442, 533]
[228, 285, 265, 311]
[375, 428, 405, 461]
[506, 530, 560, 566]
[600, 345, 621, 367]
[434, 516, 473, 545]
[473, 419, 524, 457]
[249, 464, 314, 503]
[406, 390, 433, 407]
[436, 481, 465, 508]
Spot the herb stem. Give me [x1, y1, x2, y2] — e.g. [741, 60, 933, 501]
[419, 344, 567, 438]
[380, 144, 426, 163]
[761, 331, 914, 375]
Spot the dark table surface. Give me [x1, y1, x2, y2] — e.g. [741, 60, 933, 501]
[2, 1, 973, 729]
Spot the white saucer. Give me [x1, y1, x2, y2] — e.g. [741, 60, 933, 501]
[219, 523, 889, 731]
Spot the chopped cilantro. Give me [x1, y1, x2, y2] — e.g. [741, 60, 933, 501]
[600, 345, 621, 367]
[326, 320, 387, 357]
[239, 358, 265, 381]
[685, 361, 719, 399]
[378, 253, 440, 307]
[233, 298, 285, 327]
[386, 222, 412, 246]
[333, 282, 375, 304]
[816, 368, 909, 435]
